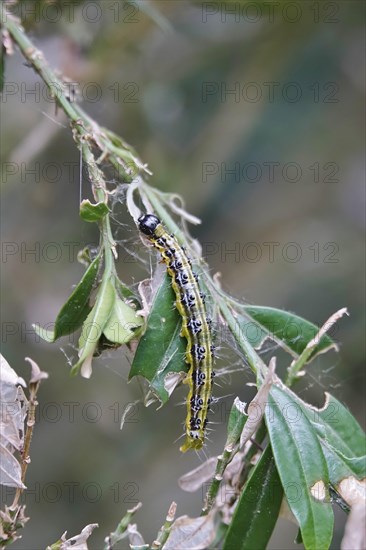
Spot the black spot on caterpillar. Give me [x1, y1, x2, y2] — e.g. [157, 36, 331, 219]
[138, 213, 214, 452]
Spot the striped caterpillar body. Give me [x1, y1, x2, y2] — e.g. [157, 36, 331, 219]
[138, 214, 214, 452]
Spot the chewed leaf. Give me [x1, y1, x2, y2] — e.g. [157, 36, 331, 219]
[129, 273, 187, 404]
[266, 384, 334, 550]
[103, 297, 143, 344]
[33, 255, 100, 342]
[80, 199, 109, 222]
[321, 444, 365, 486]
[304, 393, 365, 460]
[241, 306, 337, 359]
[301, 393, 366, 484]
[269, 384, 365, 487]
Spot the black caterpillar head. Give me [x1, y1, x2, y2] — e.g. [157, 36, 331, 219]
[138, 214, 161, 236]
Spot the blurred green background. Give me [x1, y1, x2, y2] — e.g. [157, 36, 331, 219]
[1, 1, 365, 548]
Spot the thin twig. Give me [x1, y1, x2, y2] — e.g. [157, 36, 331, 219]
[11, 381, 39, 510]
[286, 307, 348, 386]
[104, 503, 142, 550]
[151, 502, 177, 549]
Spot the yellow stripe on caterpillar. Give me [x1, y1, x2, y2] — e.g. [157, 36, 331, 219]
[138, 214, 214, 452]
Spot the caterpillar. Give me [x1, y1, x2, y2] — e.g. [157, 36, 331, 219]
[138, 214, 214, 452]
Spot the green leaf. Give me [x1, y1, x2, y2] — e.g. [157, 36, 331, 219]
[32, 326, 57, 344]
[103, 297, 143, 345]
[320, 443, 365, 486]
[80, 199, 109, 222]
[266, 385, 334, 550]
[33, 255, 100, 342]
[241, 306, 337, 359]
[71, 278, 115, 376]
[223, 445, 283, 550]
[308, 393, 366, 458]
[302, 393, 366, 484]
[129, 273, 187, 404]
[268, 389, 365, 487]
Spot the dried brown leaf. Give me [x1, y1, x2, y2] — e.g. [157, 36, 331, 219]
[48, 523, 99, 550]
[240, 357, 276, 448]
[127, 523, 146, 547]
[339, 477, 366, 550]
[25, 357, 49, 383]
[178, 458, 217, 492]
[163, 512, 216, 550]
[341, 504, 366, 550]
